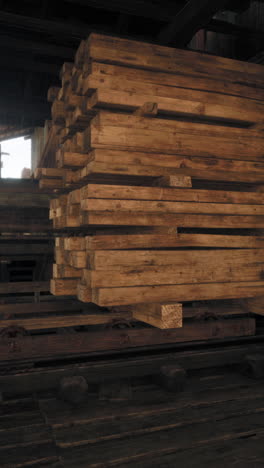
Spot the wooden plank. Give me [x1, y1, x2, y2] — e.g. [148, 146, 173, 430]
[79, 159, 264, 184]
[81, 183, 264, 204]
[0, 282, 50, 294]
[88, 248, 264, 270]
[87, 34, 264, 87]
[81, 199, 264, 216]
[83, 73, 264, 121]
[88, 61, 264, 101]
[92, 282, 264, 306]
[0, 312, 133, 331]
[131, 303, 183, 329]
[84, 263, 264, 288]
[85, 233, 264, 250]
[88, 120, 264, 161]
[87, 86, 263, 124]
[0, 319, 255, 362]
[80, 212, 264, 228]
[78, 150, 264, 184]
[93, 111, 264, 139]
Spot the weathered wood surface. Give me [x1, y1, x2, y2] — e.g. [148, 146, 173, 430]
[0, 318, 255, 362]
[85, 233, 264, 250]
[77, 150, 264, 183]
[85, 112, 264, 161]
[87, 59, 264, 101]
[41, 34, 264, 324]
[86, 34, 264, 88]
[93, 282, 264, 306]
[1, 363, 264, 467]
[2, 341, 264, 393]
[81, 212, 264, 228]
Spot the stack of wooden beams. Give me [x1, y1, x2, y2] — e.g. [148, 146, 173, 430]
[36, 33, 264, 333]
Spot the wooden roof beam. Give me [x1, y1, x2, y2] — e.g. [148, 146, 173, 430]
[207, 18, 264, 42]
[157, 0, 230, 46]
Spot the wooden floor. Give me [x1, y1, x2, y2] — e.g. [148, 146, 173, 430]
[1, 367, 264, 467]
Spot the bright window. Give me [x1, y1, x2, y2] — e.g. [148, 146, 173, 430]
[1, 137, 31, 178]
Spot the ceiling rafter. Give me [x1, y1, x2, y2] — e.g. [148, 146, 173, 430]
[157, 0, 231, 46]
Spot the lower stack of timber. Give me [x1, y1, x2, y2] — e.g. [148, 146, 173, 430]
[35, 33, 264, 341]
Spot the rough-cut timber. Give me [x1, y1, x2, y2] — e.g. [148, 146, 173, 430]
[35, 33, 264, 336]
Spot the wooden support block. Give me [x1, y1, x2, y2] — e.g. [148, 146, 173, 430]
[58, 376, 88, 404]
[134, 102, 158, 116]
[132, 303, 183, 329]
[154, 175, 192, 187]
[81, 183, 264, 205]
[50, 279, 78, 296]
[159, 364, 186, 392]
[77, 282, 92, 303]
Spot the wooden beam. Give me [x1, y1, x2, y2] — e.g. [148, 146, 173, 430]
[157, 0, 230, 46]
[0, 312, 133, 331]
[132, 303, 183, 329]
[207, 19, 264, 42]
[0, 318, 255, 363]
[1, 340, 264, 394]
